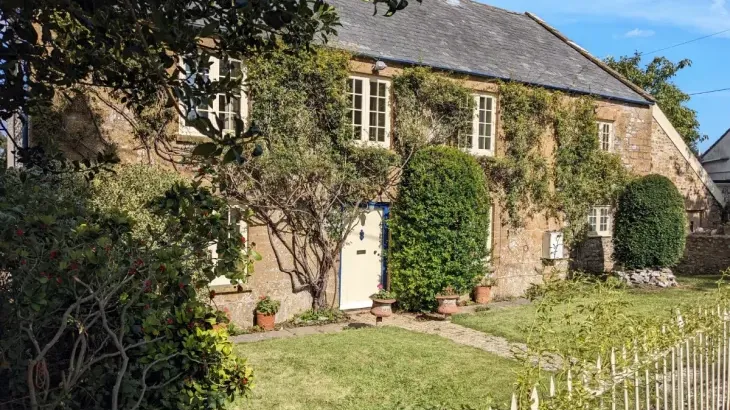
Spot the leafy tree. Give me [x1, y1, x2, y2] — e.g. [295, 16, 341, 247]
[0, 170, 253, 409]
[1, 0, 418, 162]
[389, 146, 491, 311]
[197, 46, 399, 310]
[605, 53, 703, 151]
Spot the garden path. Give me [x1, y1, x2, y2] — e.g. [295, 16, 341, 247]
[232, 299, 530, 362]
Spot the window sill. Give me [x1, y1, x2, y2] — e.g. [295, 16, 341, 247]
[470, 149, 495, 157]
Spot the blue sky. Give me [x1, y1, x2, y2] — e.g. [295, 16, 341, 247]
[479, 0, 730, 153]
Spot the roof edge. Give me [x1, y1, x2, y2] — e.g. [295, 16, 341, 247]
[348, 53, 653, 106]
[701, 128, 730, 159]
[652, 105, 726, 207]
[525, 12, 656, 104]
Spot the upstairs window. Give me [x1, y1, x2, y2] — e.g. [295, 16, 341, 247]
[588, 206, 611, 236]
[180, 57, 247, 136]
[346, 76, 391, 147]
[597, 121, 613, 152]
[469, 94, 495, 156]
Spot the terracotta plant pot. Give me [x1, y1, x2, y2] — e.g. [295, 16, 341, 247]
[473, 285, 493, 304]
[435, 295, 460, 315]
[256, 312, 276, 331]
[370, 298, 396, 318]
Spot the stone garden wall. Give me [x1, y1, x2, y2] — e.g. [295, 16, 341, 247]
[675, 232, 730, 276]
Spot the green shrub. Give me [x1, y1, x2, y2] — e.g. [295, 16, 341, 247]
[89, 164, 186, 240]
[389, 146, 491, 311]
[0, 170, 252, 409]
[613, 174, 686, 269]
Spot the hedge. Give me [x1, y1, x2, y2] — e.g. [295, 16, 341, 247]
[613, 174, 686, 269]
[389, 146, 491, 311]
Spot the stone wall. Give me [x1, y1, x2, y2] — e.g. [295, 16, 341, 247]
[571, 236, 614, 273]
[649, 117, 723, 228]
[675, 232, 730, 276]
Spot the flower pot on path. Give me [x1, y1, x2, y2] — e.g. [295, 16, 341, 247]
[473, 285, 492, 304]
[436, 295, 460, 316]
[256, 312, 276, 330]
[370, 298, 396, 325]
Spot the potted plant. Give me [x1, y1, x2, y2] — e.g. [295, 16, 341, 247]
[473, 271, 496, 304]
[370, 284, 397, 324]
[255, 295, 280, 331]
[436, 285, 460, 316]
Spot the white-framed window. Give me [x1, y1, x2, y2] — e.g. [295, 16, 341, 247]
[346, 76, 391, 147]
[469, 94, 496, 156]
[588, 206, 611, 237]
[209, 206, 249, 287]
[180, 57, 247, 137]
[597, 121, 613, 152]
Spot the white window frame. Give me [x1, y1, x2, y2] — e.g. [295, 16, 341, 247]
[469, 94, 496, 157]
[346, 75, 391, 148]
[209, 206, 249, 287]
[597, 121, 613, 152]
[179, 57, 248, 137]
[588, 205, 612, 237]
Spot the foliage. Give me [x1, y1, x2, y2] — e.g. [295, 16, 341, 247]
[484, 82, 627, 245]
[508, 273, 730, 408]
[89, 164, 187, 240]
[370, 284, 397, 300]
[438, 285, 458, 296]
[390, 146, 491, 311]
[553, 95, 629, 244]
[206, 45, 398, 309]
[483, 82, 554, 227]
[286, 308, 349, 327]
[0, 170, 252, 410]
[255, 296, 281, 316]
[613, 174, 686, 269]
[391, 67, 474, 156]
[605, 53, 703, 151]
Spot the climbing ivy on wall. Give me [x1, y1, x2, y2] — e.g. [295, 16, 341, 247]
[481, 83, 555, 227]
[391, 67, 474, 157]
[391, 73, 628, 246]
[553, 95, 629, 243]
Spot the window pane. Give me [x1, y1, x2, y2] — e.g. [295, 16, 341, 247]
[354, 110, 362, 125]
[355, 79, 362, 94]
[378, 97, 386, 112]
[354, 95, 362, 109]
[370, 112, 377, 127]
[478, 137, 485, 150]
[378, 128, 385, 141]
[484, 137, 491, 151]
[368, 127, 376, 141]
[479, 123, 485, 136]
[378, 82, 386, 96]
[347, 79, 353, 93]
[484, 124, 492, 137]
[479, 97, 486, 110]
[378, 112, 385, 126]
[479, 110, 486, 123]
[218, 95, 225, 112]
[370, 82, 377, 95]
[486, 97, 493, 110]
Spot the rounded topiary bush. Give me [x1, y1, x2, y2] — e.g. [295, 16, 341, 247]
[613, 174, 686, 269]
[389, 146, 491, 311]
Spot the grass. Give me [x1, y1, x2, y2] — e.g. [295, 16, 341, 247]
[234, 326, 522, 410]
[452, 275, 725, 344]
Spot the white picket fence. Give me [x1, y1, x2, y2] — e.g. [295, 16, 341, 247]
[502, 307, 730, 410]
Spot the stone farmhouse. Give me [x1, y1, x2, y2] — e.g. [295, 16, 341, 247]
[9, 0, 725, 326]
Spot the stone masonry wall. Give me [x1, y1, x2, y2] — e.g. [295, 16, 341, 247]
[675, 233, 730, 276]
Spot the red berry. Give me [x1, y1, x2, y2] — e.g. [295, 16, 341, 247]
[127, 268, 137, 276]
[15, 229, 24, 236]
[158, 264, 166, 272]
[56, 277, 62, 284]
[178, 282, 185, 289]
[167, 318, 173, 325]
[50, 250, 58, 260]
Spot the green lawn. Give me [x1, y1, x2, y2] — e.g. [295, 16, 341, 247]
[452, 275, 725, 344]
[235, 327, 521, 410]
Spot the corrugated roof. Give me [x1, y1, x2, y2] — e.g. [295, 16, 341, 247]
[329, 0, 652, 105]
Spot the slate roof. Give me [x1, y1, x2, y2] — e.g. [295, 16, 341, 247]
[329, 0, 652, 105]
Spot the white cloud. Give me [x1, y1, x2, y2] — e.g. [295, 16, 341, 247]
[487, 0, 730, 36]
[624, 28, 656, 38]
